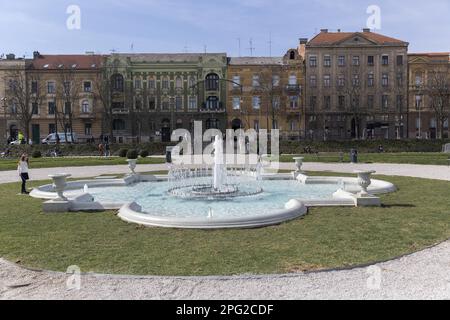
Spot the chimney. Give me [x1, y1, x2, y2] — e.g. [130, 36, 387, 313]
[6, 53, 15, 60]
[363, 28, 371, 33]
[298, 38, 308, 60]
[320, 29, 328, 33]
[33, 51, 41, 59]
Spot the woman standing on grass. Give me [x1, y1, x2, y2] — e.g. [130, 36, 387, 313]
[17, 153, 30, 194]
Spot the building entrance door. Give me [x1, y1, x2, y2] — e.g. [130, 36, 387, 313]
[32, 124, 40, 145]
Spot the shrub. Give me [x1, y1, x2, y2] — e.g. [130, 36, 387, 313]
[126, 149, 139, 159]
[31, 150, 42, 158]
[140, 150, 149, 158]
[118, 148, 128, 158]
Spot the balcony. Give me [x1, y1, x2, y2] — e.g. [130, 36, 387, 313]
[112, 108, 129, 115]
[285, 85, 301, 93]
[79, 112, 96, 119]
[200, 107, 226, 113]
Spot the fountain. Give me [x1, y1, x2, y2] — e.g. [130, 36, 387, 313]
[167, 135, 263, 200]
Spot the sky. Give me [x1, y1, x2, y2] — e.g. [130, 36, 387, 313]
[0, 0, 449, 58]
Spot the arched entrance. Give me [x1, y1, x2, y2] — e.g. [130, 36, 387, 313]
[161, 119, 171, 142]
[9, 124, 18, 140]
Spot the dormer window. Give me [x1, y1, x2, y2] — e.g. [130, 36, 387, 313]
[289, 51, 296, 60]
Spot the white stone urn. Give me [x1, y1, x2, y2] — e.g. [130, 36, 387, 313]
[293, 157, 305, 173]
[127, 159, 137, 175]
[49, 173, 72, 201]
[354, 170, 376, 196]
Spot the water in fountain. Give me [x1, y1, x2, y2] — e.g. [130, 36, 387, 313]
[167, 135, 263, 200]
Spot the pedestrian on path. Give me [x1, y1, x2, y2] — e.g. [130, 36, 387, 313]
[17, 153, 30, 194]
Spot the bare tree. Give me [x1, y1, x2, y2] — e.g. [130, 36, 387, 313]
[93, 59, 115, 142]
[337, 77, 362, 139]
[55, 65, 82, 143]
[427, 71, 450, 139]
[3, 67, 45, 143]
[256, 68, 282, 131]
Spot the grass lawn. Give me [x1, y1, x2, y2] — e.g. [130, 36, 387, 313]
[0, 156, 165, 171]
[278, 152, 450, 165]
[0, 172, 449, 276]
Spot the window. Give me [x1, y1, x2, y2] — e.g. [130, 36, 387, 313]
[148, 96, 156, 110]
[309, 56, 317, 67]
[396, 95, 403, 110]
[272, 120, 279, 130]
[352, 56, 360, 66]
[430, 118, 437, 129]
[289, 96, 298, 109]
[113, 119, 126, 131]
[338, 75, 345, 87]
[32, 103, 39, 115]
[175, 96, 183, 111]
[272, 96, 280, 109]
[175, 76, 183, 89]
[48, 102, 56, 115]
[148, 78, 156, 89]
[162, 78, 169, 90]
[290, 120, 297, 131]
[415, 95, 423, 109]
[338, 55, 345, 66]
[135, 98, 142, 110]
[323, 75, 331, 87]
[310, 75, 317, 87]
[63, 81, 71, 95]
[324, 96, 331, 110]
[272, 75, 280, 87]
[232, 97, 241, 110]
[135, 79, 142, 90]
[252, 74, 260, 88]
[206, 119, 220, 130]
[83, 81, 92, 92]
[82, 100, 90, 113]
[49, 124, 56, 134]
[382, 95, 389, 110]
[188, 96, 197, 110]
[396, 55, 403, 66]
[368, 95, 374, 109]
[232, 75, 240, 87]
[161, 97, 169, 111]
[324, 55, 331, 67]
[310, 96, 317, 110]
[206, 96, 219, 110]
[252, 96, 261, 109]
[368, 55, 374, 66]
[382, 74, 389, 87]
[47, 81, 56, 94]
[289, 51, 296, 60]
[84, 123, 92, 136]
[205, 73, 219, 91]
[111, 74, 124, 92]
[189, 76, 197, 88]
[338, 96, 345, 109]
[288, 75, 297, 85]
[382, 55, 389, 66]
[31, 81, 38, 94]
[397, 72, 403, 86]
[352, 74, 360, 87]
[64, 102, 71, 115]
[368, 73, 374, 87]
[415, 74, 423, 86]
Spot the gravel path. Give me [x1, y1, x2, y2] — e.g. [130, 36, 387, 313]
[0, 162, 449, 300]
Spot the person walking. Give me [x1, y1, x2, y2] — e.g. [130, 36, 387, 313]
[17, 154, 30, 195]
[104, 141, 111, 157]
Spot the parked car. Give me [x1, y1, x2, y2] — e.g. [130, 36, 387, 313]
[9, 140, 22, 146]
[42, 133, 78, 145]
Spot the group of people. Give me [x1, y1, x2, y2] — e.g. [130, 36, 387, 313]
[98, 140, 111, 157]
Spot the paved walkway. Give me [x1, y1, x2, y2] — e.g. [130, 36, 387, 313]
[0, 162, 449, 300]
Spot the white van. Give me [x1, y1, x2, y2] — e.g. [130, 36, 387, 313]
[42, 133, 77, 144]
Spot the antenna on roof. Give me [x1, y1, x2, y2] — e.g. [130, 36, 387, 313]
[130, 43, 134, 52]
[248, 38, 255, 57]
[203, 45, 207, 54]
[268, 33, 273, 57]
[237, 38, 241, 57]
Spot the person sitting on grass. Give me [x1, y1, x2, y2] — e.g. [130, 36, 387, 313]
[17, 153, 30, 195]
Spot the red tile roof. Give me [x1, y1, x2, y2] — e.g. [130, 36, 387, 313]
[308, 31, 407, 46]
[29, 54, 103, 70]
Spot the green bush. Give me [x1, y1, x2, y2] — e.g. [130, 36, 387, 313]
[118, 149, 128, 158]
[126, 149, 139, 159]
[140, 150, 149, 158]
[31, 150, 42, 158]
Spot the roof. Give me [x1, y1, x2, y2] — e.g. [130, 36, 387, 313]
[29, 54, 103, 70]
[116, 53, 227, 63]
[308, 31, 408, 46]
[409, 52, 450, 60]
[228, 57, 284, 65]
